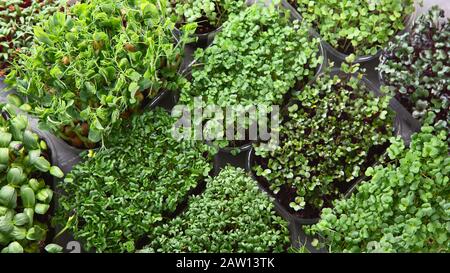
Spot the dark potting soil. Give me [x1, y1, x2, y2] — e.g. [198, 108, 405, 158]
[336, 39, 357, 55]
[287, 0, 298, 10]
[192, 18, 217, 35]
[227, 140, 252, 148]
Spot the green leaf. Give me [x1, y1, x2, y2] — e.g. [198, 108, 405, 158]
[0, 148, 9, 165]
[13, 213, 29, 226]
[84, 82, 96, 95]
[45, 243, 63, 253]
[88, 128, 102, 143]
[11, 226, 27, 240]
[32, 157, 51, 172]
[7, 167, 26, 185]
[34, 203, 50, 215]
[0, 217, 14, 234]
[23, 130, 40, 150]
[20, 185, 36, 209]
[50, 66, 63, 79]
[36, 188, 53, 204]
[365, 167, 374, 176]
[0, 185, 17, 209]
[26, 225, 46, 241]
[0, 232, 10, 245]
[28, 178, 41, 192]
[23, 208, 34, 227]
[129, 82, 139, 103]
[34, 26, 53, 45]
[7, 94, 23, 107]
[50, 166, 64, 178]
[93, 31, 108, 42]
[0, 132, 12, 147]
[345, 54, 356, 64]
[5, 242, 23, 253]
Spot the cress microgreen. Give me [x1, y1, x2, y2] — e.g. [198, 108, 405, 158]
[139, 166, 290, 253]
[290, 0, 415, 56]
[54, 108, 214, 253]
[306, 127, 449, 253]
[179, 3, 322, 148]
[181, 3, 322, 108]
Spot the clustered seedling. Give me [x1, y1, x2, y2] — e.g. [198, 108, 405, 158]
[140, 166, 290, 253]
[6, 0, 192, 148]
[290, 0, 415, 56]
[306, 127, 449, 253]
[379, 6, 449, 136]
[171, 0, 244, 33]
[0, 0, 64, 76]
[180, 3, 322, 108]
[254, 61, 393, 216]
[0, 104, 64, 253]
[55, 108, 214, 253]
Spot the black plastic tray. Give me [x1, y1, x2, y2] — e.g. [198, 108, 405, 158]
[246, 68, 420, 244]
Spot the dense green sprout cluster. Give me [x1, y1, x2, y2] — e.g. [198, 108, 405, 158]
[140, 166, 290, 253]
[0, 0, 64, 75]
[307, 127, 449, 253]
[55, 109, 214, 253]
[254, 63, 393, 214]
[180, 3, 322, 108]
[291, 0, 415, 56]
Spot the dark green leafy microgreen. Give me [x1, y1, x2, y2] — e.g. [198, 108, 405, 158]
[306, 127, 449, 253]
[54, 108, 214, 253]
[180, 3, 322, 108]
[5, 0, 193, 148]
[379, 6, 449, 138]
[0, 0, 64, 76]
[139, 166, 290, 253]
[254, 60, 393, 215]
[170, 0, 245, 33]
[290, 0, 415, 56]
[0, 103, 63, 253]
